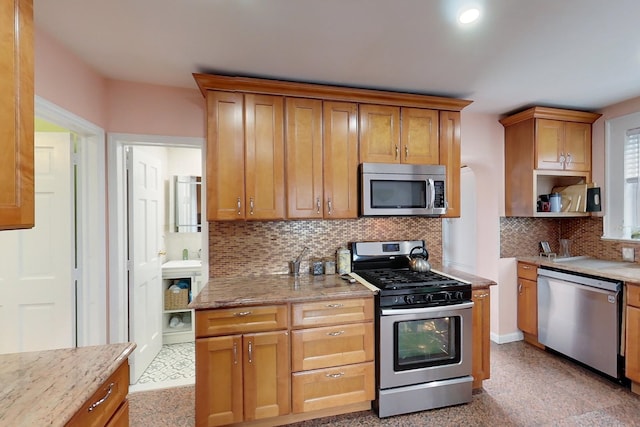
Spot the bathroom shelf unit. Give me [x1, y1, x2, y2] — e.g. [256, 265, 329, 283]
[161, 261, 203, 344]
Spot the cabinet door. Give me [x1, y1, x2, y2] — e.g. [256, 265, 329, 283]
[323, 101, 359, 218]
[207, 91, 245, 220]
[440, 111, 461, 218]
[359, 104, 400, 163]
[0, 0, 34, 230]
[286, 98, 323, 218]
[535, 119, 564, 170]
[471, 289, 490, 389]
[517, 278, 538, 336]
[627, 304, 640, 384]
[195, 335, 243, 427]
[245, 94, 285, 220]
[401, 108, 439, 165]
[563, 122, 591, 171]
[243, 331, 290, 421]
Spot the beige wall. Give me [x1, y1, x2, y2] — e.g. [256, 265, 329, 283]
[35, 27, 206, 138]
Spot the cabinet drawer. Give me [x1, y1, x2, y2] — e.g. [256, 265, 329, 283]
[291, 322, 374, 371]
[291, 298, 373, 328]
[65, 361, 129, 427]
[517, 262, 538, 281]
[196, 305, 288, 337]
[105, 399, 129, 427]
[291, 361, 374, 413]
[628, 284, 640, 309]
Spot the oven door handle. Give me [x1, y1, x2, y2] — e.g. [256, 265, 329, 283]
[381, 301, 474, 316]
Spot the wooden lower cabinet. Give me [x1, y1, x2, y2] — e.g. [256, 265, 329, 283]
[195, 304, 290, 426]
[517, 261, 543, 348]
[290, 297, 375, 414]
[471, 288, 490, 389]
[626, 284, 640, 394]
[195, 298, 375, 426]
[65, 360, 130, 427]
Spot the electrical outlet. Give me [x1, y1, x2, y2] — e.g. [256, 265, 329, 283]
[622, 247, 635, 262]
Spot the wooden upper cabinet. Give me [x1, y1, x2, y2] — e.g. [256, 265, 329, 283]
[536, 119, 591, 172]
[207, 91, 245, 221]
[500, 107, 601, 217]
[440, 111, 461, 218]
[207, 91, 285, 221]
[286, 98, 323, 219]
[0, 0, 34, 230]
[359, 104, 401, 163]
[401, 108, 439, 165]
[323, 102, 359, 218]
[245, 94, 285, 220]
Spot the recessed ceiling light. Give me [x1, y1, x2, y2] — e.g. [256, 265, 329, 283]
[458, 7, 480, 24]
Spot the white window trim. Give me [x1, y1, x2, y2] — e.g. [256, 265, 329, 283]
[604, 111, 640, 241]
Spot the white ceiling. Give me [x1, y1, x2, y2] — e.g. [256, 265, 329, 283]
[34, 0, 640, 115]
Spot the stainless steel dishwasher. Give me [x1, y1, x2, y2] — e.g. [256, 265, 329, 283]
[537, 267, 623, 380]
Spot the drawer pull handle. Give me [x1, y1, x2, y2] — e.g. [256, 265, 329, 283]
[248, 341, 253, 364]
[233, 341, 238, 365]
[326, 304, 343, 308]
[327, 330, 345, 336]
[326, 372, 344, 378]
[522, 265, 531, 269]
[234, 311, 252, 317]
[88, 382, 114, 412]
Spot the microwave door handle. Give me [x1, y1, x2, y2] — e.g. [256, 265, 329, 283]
[428, 178, 435, 209]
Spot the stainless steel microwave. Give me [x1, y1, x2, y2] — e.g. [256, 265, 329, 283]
[360, 163, 447, 216]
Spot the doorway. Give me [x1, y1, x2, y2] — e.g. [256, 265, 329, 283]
[107, 133, 205, 387]
[0, 97, 107, 354]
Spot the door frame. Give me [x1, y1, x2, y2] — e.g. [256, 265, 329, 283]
[35, 96, 107, 346]
[107, 133, 206, 344]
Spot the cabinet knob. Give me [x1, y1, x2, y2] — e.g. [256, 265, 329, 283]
[327, 330, 345, 337]
[395, 145, 399, 160]
[325, 372, 345, 379]
[316, 197, 321, 214]
[249, 197, 255, 215]
[327, 199, 332, 215]
[566, 153, 572, 166]
[405, 145, 409, 158]
[237, 197, 242, 215]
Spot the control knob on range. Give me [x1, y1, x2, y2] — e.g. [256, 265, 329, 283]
[455, 291, 464, 300]
[404, 295, 416, 305]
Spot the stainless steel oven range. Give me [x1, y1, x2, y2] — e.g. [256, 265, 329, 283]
[350, 240, 474, 418]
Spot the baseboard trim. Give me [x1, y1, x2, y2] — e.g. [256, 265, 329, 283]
[490, 331, 523, 344]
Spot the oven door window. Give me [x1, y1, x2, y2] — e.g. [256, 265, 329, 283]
[370, 180, 426, 208]
[394, 316, 461, 371]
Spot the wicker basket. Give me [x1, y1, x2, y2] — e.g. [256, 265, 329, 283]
[164, 288, 189, 310]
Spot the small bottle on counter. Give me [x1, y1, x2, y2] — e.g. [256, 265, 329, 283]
[182, 248, 189, 260]
[336, 246, 351, 274]
[324, 257, 336, 275]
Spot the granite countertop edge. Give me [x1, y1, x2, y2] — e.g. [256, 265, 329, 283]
[190, 268, 496, 310]
[517, 256, 640, 283]
[0, 342, 136, 427]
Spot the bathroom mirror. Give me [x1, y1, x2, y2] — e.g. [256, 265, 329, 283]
[174, 175, 201, 232]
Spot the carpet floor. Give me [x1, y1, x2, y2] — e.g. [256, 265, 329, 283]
[128, 340, 640, 426]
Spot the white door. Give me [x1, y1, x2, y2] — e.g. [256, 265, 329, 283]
[0, 132, 74, 354]
[443, 166, 477, 274]
[127, 147, 163, 383]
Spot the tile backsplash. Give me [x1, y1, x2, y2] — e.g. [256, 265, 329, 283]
[501, 216, 640, 262]
[209, 217, 442, 278]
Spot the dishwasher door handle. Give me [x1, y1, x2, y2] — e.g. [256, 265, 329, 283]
[538, 274, 619, 299]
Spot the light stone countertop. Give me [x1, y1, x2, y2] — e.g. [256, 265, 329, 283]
[0, 342, 135, 426]
[517, 256, 640, 284]
[190, 267, 496, 310]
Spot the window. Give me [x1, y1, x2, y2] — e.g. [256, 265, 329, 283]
[605, 112, 640, 240]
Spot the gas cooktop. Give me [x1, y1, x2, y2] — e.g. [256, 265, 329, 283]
[351, 240, 472, 308]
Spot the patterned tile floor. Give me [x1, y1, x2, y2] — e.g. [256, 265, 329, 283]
[130, 342, 195, 393]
